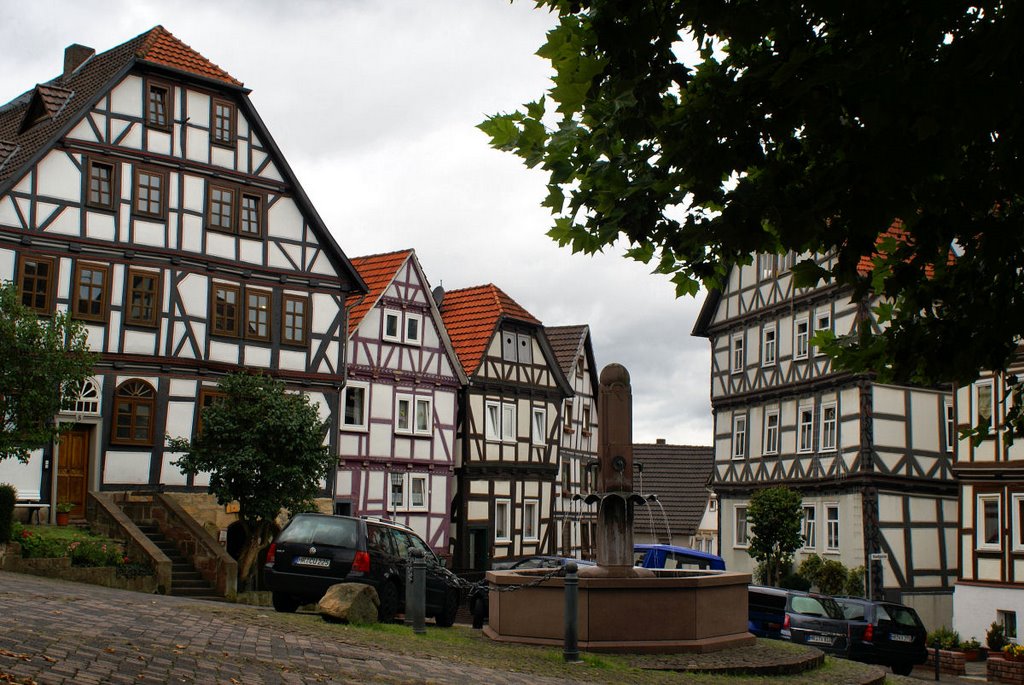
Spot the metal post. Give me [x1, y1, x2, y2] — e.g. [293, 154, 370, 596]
[933, 638, 940, 681]
[564, 561, 580, 662]
[407, 548, 426, 634]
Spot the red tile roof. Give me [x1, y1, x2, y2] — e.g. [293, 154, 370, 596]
[347, 249, 413, 336]
[136, 26, 242, 87]
[439, 284, 540, 376]
[856, 219, 953, 277]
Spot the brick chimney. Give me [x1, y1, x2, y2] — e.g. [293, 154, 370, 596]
[656, 438, 666, 445]
[63, 44, 95, 79]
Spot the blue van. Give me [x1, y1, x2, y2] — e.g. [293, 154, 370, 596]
[633, 543, 726, 571]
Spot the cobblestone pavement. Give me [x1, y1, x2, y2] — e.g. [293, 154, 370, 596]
[0, 571, 568, 685]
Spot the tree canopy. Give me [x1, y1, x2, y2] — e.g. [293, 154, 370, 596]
[0, 281, 96, 462]
[168, 372, 333, 586]
[481, 1, 1023, 391]
[747, 486, 805, 587]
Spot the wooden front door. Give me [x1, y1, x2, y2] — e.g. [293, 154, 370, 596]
[57, 428, 90, 517]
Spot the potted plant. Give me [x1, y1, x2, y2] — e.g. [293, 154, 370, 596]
[1003, 643, 1024, 663]
[960, 637, 982, 662]
[988, 622, 1009, 657]
[55, 502, 73, 526]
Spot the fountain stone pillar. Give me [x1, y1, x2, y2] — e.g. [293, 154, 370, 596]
[580, 364, 652, 578]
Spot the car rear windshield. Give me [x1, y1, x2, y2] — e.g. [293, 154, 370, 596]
[837, 600, 867, 621]
[790, 595, 845, 620]
[878, 604, 924, 629]
[278, 516, 359, 548]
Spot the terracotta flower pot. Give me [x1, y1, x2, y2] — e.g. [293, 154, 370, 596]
[56, 512, 70, 526]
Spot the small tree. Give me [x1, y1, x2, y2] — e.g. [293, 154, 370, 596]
[0, 281, 95, 462]
[747, 486, 804, 587]
[167, 373, 333, 588]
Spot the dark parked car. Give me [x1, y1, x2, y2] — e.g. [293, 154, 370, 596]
[747, 585, 850, 657]
[835, 597, 928, 676]
[263, 513, 460, 626]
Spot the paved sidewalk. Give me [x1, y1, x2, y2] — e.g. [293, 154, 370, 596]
[0, 571, 568, 685]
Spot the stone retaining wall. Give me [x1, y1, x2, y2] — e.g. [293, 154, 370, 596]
[989, 655, 1024, 684]
[925, 648, 967, 676]
[0, 542, 158, 593]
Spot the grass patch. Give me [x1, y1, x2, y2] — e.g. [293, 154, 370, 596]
[12, 523, 129, 567]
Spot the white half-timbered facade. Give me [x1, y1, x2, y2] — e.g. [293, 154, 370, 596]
[439, 285, 573, 572]
[0, 28, 365, 518]
[336, 250, 466, 555]
[693, 250, 957, 629]
[546, 325, 599, 559]
[952, 351, 1024, 643]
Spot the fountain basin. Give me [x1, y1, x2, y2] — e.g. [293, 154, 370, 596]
[483, 569, 755, 653]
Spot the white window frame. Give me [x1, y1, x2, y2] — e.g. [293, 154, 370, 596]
[794, 315, 809, 360]
[383, 309, 402, 343]
[975, 381, 995, 431]
[404, 312, 423, 346]
[825, 504, 840, 552]
[977, 493, 1002, 552]
[413, 396, 432, 436]
[731, 334, 745, 374]
[944, 400, 956, 452]
[495, 499, 511, 542]
[341, 380, 369, 431]
[396, 395, 413, 433]
[757, 253, 776, 281]
[390, 473, 405, 510]
[485, 400, 501, 442]
[798, 405, 815, 453]
[814, 310, 832, 355]
[763, 408, 780, 455]
[409, 474, 427, 510]
[820, 403, 837, 452]
[501, 402, 516, 443]
[802, 505, 817, 549]
[732, 413, 747, 459]
[734, 505, 749, 548]
[762, 324, 777, 367]
[523, 499, 540, 541]
[1011, 493, 1024, 553]
[531, 406, 546, 446]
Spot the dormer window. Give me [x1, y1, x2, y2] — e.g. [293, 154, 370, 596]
[145, 80, 172, 130]
[212, 98, 235, 146]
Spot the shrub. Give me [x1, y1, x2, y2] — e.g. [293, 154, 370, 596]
[927, 626, 961, 650]
[18, 528, 70, 559]
[780, 570, 812, 591]
[844, 565, 865, 597]
[816, 559, 849, 595]
[67, 539, 124, 567]
[0, 483, 15, 543]
[797, 554, 824, 587]
[961, 637, 981, 650]
[987, 622, 1009, 651]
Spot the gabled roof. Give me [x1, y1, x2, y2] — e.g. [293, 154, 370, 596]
[347, 249, 414, 336]
[632, 443, 714, 541]
[545, 324, 600, 398]
[0, 26, 244, 191]
[0, 27, 366, 296]
[439, 284, 541, 376]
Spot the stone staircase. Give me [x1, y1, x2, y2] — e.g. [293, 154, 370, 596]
[135, 523, 219, 600]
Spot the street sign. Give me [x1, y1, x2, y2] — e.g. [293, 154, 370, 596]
[869, 553, 888, 561]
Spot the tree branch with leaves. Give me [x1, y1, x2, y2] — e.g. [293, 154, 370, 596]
[167, 372, 334, 588]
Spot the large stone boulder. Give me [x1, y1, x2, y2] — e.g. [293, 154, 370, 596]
[318, 582, 379, 624]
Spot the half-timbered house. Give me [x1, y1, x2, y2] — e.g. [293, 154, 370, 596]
[693, 251, 957, 629]
[0, 28, 365, 519]
[952, 351, 1024, 643]
[438, 284, 573, 572]
[337, 249, 466, 555]
[546, 324, 599, 559]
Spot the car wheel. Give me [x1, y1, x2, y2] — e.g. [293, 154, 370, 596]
[271, 592, 300, 613]
[891, 663, 914, 676]
[377, 581, 399, 623]
[434, 588, 460, 628]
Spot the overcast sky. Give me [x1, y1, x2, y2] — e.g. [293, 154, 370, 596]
[1, 0, 713, 445]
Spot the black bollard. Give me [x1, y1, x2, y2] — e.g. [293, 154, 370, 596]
[564, 561, 580, 662]
[407, 548, 426, 635]
[933, 638, 940, 681]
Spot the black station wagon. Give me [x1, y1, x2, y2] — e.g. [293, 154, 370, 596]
[263, 513, 460, 626]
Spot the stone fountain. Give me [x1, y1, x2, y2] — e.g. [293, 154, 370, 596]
[483, 364, 754, 653]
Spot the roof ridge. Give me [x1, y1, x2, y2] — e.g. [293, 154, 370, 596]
[133, 25, 242, 87]
[350, 248, 414, 262]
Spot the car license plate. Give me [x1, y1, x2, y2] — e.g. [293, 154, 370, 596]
[890, 633, 914, 643]
[807, 635, 835, 646]
[294, 556, 330, 568]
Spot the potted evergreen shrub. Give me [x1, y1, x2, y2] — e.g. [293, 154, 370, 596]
[987, 622, 1009, 658]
